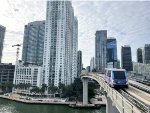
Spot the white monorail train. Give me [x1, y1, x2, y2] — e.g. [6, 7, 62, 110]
[105, 68, 128, 88]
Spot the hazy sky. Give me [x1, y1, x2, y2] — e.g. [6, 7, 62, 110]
[0, 0, 150, 67]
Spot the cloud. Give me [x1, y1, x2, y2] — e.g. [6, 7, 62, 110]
[73, 1, 150, 67]
[0, 0, 150, 67]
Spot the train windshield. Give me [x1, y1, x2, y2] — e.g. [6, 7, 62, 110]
[113, 71, 126, 79]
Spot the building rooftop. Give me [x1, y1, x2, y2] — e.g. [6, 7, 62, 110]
[0, 24, 6, 29]
[144, 44, 150, 47]
[122, 45, 131, 47]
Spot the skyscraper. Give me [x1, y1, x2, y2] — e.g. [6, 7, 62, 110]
[137, 48, 143, 63]
[107, 38, 117, 68]
[43, 1, 78, 87]
[90, 57, 95, 72]
[22, 21, 45, 65]
[72, 17, 78, 81]
[121, 45, 133, 71]
[95, 30, 107, 73]
[77, 50, 82, 77]
[0, 25, 6, 63]
[143, 44, 150, 64]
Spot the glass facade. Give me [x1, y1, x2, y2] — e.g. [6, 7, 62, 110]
[77, 51, 82, 77]
[143, 44, 150, 64]
[107, 38, 117, 68]
[22, 21, 45, 65]
[95, 30, 107, 73]
[0, 25, 6, 63]
[121, 46, 133, 71]
[137, 48, 143, 63]
[0, 63, 15, 92]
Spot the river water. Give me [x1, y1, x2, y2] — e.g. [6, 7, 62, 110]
[0, 98, 106, 113]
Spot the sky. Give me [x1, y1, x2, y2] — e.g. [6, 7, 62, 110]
[0, 0, 150, 67]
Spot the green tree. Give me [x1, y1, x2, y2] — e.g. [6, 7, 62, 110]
[60, 78, 97, 101]
[41, 84, 48, 94]
[48, 85, 58, 94]
[30, 86, 40, 94]
[88, 81, 97, 100]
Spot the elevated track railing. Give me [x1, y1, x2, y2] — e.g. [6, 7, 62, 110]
[120, 89, 149, 113]
[81, 73, 142, 113]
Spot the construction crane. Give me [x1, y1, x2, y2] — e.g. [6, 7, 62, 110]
[12, 44, 22, 62]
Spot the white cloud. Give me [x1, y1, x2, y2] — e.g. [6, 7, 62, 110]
[0, 0, 150, 67]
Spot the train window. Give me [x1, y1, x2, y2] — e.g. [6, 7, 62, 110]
[113, 71, 126, 79]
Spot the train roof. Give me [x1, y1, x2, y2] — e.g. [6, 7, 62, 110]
[105, 68, 126, 71]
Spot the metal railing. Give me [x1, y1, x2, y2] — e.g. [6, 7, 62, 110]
[81, 73, 142, 113]
[120, 89, 149, 113]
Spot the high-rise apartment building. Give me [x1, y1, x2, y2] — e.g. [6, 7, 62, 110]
[121, 45, 133, 71]
[107, 38, 118, 68]
[95, 30, 107, 73]
[137, 48, 143, 63]
[43, 1, 78, 87]
[143, 44, 150, 64]
[22, 21, 45, 65]
[0, 25, 6, 63]
[90, 57, 95, 72]
[77, 51, 82, 77]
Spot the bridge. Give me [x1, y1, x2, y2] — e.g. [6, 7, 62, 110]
[81, 73, 150, 113]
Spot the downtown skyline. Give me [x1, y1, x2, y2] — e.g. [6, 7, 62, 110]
[0, 1, 150, 67]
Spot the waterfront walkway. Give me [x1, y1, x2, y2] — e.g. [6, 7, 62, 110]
[0, 93, 106, 108]
[0, 93, 72, 105]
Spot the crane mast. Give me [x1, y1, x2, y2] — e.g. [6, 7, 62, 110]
[12, 44, 21, 62]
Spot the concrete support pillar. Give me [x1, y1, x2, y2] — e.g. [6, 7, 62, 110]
[82, 78, 88, 105]
[148, 105, 150, 113]
[106, 96, 120, 113]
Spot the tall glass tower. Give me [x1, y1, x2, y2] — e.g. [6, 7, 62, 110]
[22, 21, 45, 65]
[121, 45, 133, 71]
[43, 1, 78, 87]
[137, 48, 143, 63]
[77, 50, 82, 77]
[107, 38, 117, 68]
[143, 44, 150, 64]
[95, 30, 107, 73]
[0, 25, 6, 63]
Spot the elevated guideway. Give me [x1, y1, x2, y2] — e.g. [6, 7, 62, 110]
[125, 86, 150, 113]
[128, 80, 150, 93]
[81, 73, 142, 113]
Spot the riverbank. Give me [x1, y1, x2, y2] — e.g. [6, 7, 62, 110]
[0, 94, 72, 105]
[0, 97, 106, 113]
[0, 93, 106, 108]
